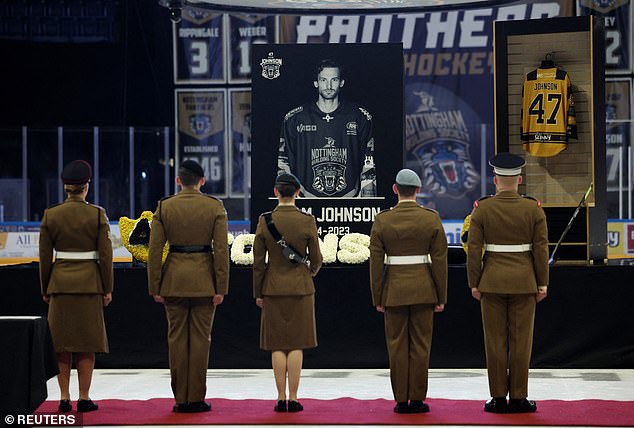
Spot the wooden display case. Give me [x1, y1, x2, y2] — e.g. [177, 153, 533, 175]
[494, 16, 607, 263]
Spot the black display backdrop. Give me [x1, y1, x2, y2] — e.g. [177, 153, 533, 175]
[1, 264, 633, 369]
[250, 43, 404, 236]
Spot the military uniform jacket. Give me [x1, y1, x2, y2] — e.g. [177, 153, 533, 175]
[39, 196, 113, 295]
[253, 205, 322, 298]
[467, 190, 549, 293]
[369, 200, 448, 307]
[147, 188, 229, 297]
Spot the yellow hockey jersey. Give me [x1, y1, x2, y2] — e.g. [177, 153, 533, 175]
[520, 67, 577, 157]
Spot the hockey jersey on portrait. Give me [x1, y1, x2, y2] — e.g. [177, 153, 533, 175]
[520, 67, 577, 157]
[278, 100, 376, 197]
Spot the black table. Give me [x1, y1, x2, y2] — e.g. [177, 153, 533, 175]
[0, 316, 59, 415]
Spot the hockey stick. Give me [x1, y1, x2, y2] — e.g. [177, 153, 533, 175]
[548, 183, 593, 265]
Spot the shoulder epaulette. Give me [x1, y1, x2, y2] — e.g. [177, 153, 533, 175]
[473, 195, 493, 208]
[159, 194, 175, 202]
[202, 194, 221, 202]
[284, 106, 303, 121]
[420, 206, 438, 214]
[376, 207, 391, 216]
[522, 195, 542, 207]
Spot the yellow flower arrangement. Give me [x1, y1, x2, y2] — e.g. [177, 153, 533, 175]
[119, 211, 169, 264]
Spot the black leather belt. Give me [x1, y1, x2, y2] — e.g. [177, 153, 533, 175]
[169, 245, 212, 253]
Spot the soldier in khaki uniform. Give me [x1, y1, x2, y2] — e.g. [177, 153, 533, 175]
[147, 160, 229, 413]
[369, 169, 448, 414]
[467, 153, 549, 414]
[253, 173, 322, 413]
[39, 160, 113, 414]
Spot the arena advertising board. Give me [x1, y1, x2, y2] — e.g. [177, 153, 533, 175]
[3, 220, 632, 263]
[250, 43, 404, 236]
[577, 0, 633, 74]
[175, 89, 228, 197]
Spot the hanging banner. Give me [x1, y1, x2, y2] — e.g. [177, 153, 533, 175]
[228, 14, 277, 83]
[251, 43, 403, 236]
[577, 0, 633, 74]
[278, 0, 573, 218]
[175, 89, 228, 196]
[605, 78, 632, 197]
[229, 89, 252, 196]
[173, 7, 226, 83]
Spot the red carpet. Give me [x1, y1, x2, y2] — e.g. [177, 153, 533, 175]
[34, 397, 634, 426]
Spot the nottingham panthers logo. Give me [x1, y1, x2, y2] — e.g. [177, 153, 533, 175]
[312, 164, 346, 195]
[260, 52, 282, 80]
[189, 114, 211, 135]
[415, 141, 479, 198]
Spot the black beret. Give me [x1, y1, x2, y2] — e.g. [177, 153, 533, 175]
[275, 172, 301, 189]
[489, 152, 526, 176]
[61, 160, 92, 185]
[180, 160, 205, 178]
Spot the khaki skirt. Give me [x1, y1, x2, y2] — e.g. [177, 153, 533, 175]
[260, 294, 317, 351]
[48, 294, 109, 353]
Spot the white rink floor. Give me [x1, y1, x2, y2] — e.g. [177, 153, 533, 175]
[44, 368, 634, 428]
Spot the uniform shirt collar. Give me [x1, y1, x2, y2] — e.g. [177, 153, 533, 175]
[65, 195, 86, 203]
[397, 199, 417, 205]
[179, 188, 201, 195]
[496, 190, 520, 197]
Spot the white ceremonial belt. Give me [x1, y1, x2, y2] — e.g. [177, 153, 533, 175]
[484, 244, 532, 252]
[385, 254, 431, 265]
[55, 251, 99, 260]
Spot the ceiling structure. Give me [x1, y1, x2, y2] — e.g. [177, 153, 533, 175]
[162, 0, 506, 14]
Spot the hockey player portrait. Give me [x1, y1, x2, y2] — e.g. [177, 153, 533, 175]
[277, 59, 376, 198]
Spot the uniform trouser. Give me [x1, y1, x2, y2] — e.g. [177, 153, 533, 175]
[164, 297, 216, 404]
[384, 304, 434, 403]
[480, 293, 536, 399]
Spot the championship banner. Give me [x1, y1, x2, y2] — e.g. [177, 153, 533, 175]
[605, 78, 632, 195]
[229, 89, 252, 196]
[278, 0, 573, 219]
[173, 7, 226, 84]
[251, 43, 403, 236]
[228, 14, 277, 83]
[175, 89, 228, 196]
[578, 0, 633, 74]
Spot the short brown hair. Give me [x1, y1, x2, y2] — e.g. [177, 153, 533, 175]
[275, 183, 298, 198]
[64, 184, 86, 195]
[178, 167, 201, 187]
[396, 184, 417, 197]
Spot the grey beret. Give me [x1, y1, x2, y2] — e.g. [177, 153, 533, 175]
[395, 168, 422, 187]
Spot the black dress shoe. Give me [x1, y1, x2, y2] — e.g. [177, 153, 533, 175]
[274, 400, 287, 412]
[77, 399, 98, 413]
[393, 401, 409, 413]
[187, 401, 212, 413]
[508, 398, 537, 413]
[173, 403, 188, 413]
[484, 397, 507, 413]
[58, 400, 71, 413]
[287, 400, 303, 412]
[409, 400, 430, 413]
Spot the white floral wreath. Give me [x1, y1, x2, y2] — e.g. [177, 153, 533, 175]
[229, 232, 371, 265]
[337, 233, 371, 264]
[319, 233, 339, 264]
[230, 233, 255, 265]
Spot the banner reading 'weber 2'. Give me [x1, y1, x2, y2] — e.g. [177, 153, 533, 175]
[279, 0, 573, 218]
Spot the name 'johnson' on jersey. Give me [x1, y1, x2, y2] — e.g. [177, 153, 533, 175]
[278, 100, 376, 197]
[520, 67, 577, 157]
